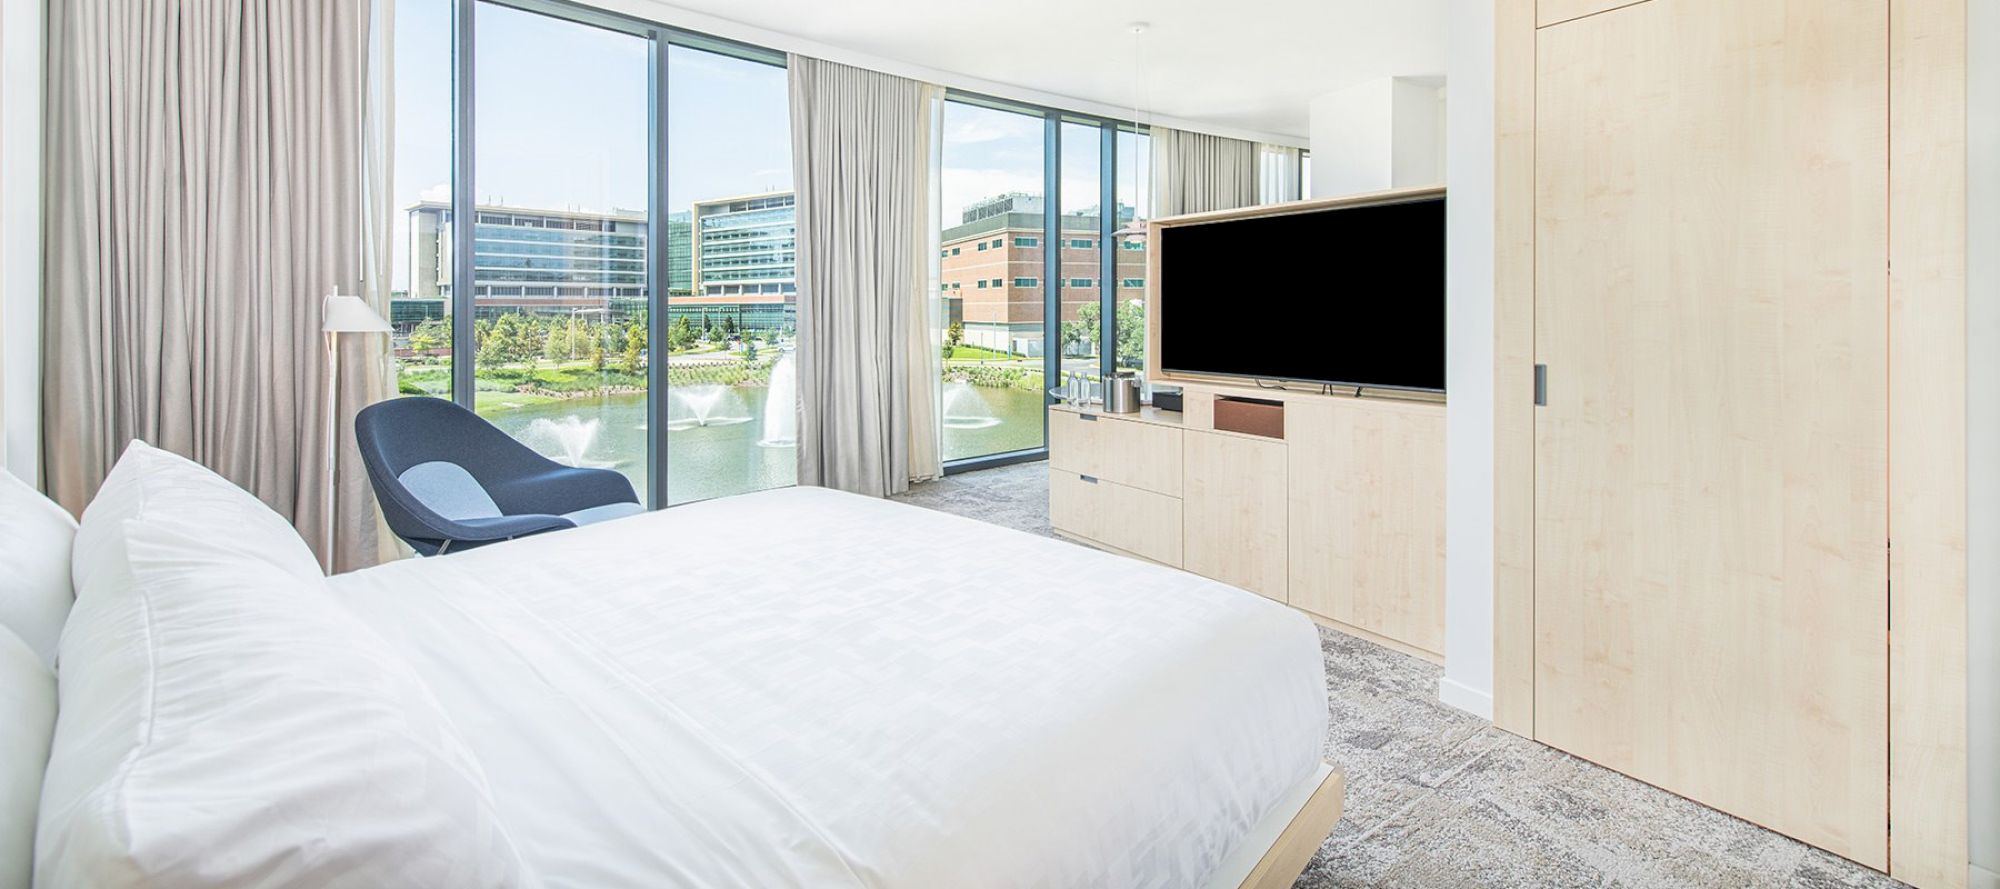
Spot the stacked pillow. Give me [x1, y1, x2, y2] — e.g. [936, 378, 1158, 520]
[34, 442, 536, 888]
[0, 468, 78, 668]
[0, 470, 75, 889]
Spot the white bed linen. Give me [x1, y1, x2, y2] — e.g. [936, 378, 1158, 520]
[329, 486, 1328, 888]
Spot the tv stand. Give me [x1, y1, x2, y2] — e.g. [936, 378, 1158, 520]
[1049, 380, 1445, 659]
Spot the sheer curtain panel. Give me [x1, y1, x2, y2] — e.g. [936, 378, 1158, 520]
[43, 0, 387, 570]
[787, 55, 942, 496]
[1151, 127, 1260, 216]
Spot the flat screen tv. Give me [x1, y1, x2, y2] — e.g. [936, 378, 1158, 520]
[1157, 195, 1445, 392]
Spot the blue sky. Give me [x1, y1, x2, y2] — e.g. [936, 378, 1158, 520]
[393, 1, 1149, 291]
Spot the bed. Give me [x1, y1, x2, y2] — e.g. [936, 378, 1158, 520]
[12, 445, 1340, 889]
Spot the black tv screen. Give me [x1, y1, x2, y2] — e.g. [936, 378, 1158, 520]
[1157, 196, 1445, 392]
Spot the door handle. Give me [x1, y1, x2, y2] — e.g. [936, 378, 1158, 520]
[1534, 364, 1547, 406]
[1079, 474, 1099, 484]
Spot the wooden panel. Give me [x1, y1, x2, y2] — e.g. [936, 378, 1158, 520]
[1491, 0, 1540, 736]
[1288, 398, 1446, 655]
[1183, 431, 1289, 601]
[1887, 0, 1968, 884]
[1536, 0, 1649, 27]
[1048, 408, 1183, 496]
[1532, 0, 1888, 867]
[1049, 469, 1184, 568]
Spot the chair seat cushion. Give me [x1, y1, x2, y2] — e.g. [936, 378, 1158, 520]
[398, 461, 503, 521]
[561, 501, 645, 526]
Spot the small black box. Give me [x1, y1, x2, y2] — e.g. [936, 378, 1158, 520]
[1151, 388, 1184, 412]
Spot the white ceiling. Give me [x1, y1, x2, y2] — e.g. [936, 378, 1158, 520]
[626, 0, 1446, 141]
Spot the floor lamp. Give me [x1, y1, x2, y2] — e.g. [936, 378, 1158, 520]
[322, 293, 392, 573]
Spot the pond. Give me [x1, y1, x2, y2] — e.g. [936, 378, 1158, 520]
[476, 380, 1047, 504]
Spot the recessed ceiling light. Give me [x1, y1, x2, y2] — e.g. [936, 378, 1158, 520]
[1126, 21, 1150, 35]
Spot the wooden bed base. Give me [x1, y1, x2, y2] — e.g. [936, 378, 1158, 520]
[1235, 764, 1346, 889]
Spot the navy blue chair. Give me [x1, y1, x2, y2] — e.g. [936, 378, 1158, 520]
[355, 397, 642, 555]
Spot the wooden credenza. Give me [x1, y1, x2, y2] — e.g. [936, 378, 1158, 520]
[1048, 385, 1445, 659]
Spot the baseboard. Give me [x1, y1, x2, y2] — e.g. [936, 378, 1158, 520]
[1970, 863, 2000, 889]
[1437, 677, 1494, 721]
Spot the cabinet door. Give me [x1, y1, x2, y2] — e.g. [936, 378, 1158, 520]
[1183, 431, 1288, 602]
[1534, 0, 1888, 866]
[1287, 400, 1444, 655]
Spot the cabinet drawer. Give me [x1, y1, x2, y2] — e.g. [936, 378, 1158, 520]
[1049, 410, 1183, 496]
[1049, 469, 1183, 567]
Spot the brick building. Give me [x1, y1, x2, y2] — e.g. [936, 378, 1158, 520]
[939, 193, 1146, 356]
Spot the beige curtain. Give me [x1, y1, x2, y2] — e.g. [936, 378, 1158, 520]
[43, 0, 387, 571]
[787, 54, 942, 496]
[1153, 127, 1261, 216]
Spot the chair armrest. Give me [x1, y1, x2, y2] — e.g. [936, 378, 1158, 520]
[485, 466, 639, 517]
[446, 514, 577, 544]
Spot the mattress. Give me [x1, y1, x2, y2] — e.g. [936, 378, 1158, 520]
[329, 486, 1328, 888]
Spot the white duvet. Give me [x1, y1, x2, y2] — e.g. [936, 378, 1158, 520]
[329, 487, 1328, 889]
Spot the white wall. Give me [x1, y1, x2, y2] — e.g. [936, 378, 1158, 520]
[1307, 76, 1444, 199]
[1967, 0, 1997, 882]
[1391, 77, 1444, 188]
[1438, 0, 1495, 720]
[0, 0, 41, 482]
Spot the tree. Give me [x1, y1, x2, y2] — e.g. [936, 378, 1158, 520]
[669, 315, 696, 352]
[742, 338, 759, 363]
[945, 321, 964, 352]
[406, 318, 449, 356]
[588, 323, 607, 373]
[622, 322, 647, 376]
[721, 315, 737, 337]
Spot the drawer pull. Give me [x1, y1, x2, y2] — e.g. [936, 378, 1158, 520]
[1079, 474, 1100, 484]
[1078, 413, 1098, 422]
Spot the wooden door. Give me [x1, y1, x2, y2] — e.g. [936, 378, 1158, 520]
[1532, 0, 1888, 866]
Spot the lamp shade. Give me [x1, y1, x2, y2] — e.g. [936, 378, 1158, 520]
[322, 294, 392, 334]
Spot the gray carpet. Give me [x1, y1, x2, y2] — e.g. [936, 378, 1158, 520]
[893, 461, 1903, 889]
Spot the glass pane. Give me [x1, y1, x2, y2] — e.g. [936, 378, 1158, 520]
[665, 44, 796, 505]
[938, 101, 1048, 462]
[1114, 129, 1152, 372]
[472, 3, 651, 502]
[1057, 121, 1101, 387]
[390, 0, 452, 398]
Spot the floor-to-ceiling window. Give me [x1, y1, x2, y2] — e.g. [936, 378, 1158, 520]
[663, 44, 796, 504]
[389, 0, 454, 397]
[937, 99, 1049, 463]
[470, 2, 652, 502]
[1057, 120, 1102, 387]
[1113, 127, 1151, 374]
[391, 0, 804, 508]
[394, 0, 1160, 490]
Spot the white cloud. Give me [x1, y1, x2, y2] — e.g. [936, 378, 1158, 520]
[418, 181, 451, 202]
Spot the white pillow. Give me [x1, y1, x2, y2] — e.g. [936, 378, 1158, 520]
[0, 469, 77, 668]
[0, 626, 55, 889]
[37, 519, 534, 889]
[72, 441, 322, 602]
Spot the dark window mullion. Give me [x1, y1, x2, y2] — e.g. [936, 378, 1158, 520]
[1042, 111, 1061, 452]
[646, 30, 668, 509]
[1098, 121, 1117, 379]
[450, 0, 476, 408]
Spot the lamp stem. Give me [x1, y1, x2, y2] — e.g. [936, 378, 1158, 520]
[324, 330, 339, 574]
